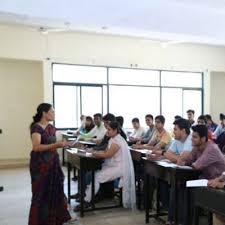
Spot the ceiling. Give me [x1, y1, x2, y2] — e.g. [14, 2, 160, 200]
[1, 0, 225, 45]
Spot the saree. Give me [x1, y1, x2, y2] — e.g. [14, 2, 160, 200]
[28, 124, 71, 225]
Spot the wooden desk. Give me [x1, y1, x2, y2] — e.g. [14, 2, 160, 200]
[144, 158, 200, 225]
[67, 148, 102, 217]
[192, 187, 225, 225]
[130, 148, 152, 209]
[62, 132, 76, 166]
[78, 140, 96, 147]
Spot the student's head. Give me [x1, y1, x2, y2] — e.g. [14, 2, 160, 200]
[132, 118, 140, 129]
[107, 121, 120, 138]
[197, 115, 207, 125]
[30, 103, 53, 129]
[103, 113, 116, 129]
[155, 115, 165, 130]
[116, 116, 124, 128]
[219, 113, 225, 126]
[93, 113, 102, 126]
[85, 116, 94, 126]
[205, 114, 213, 125]
[187, 109, 195, 121]
[174, 115, 182, 121]
[80, 115, 85, 121]
[145, 114, 154, 127]
[173, 118, 190, 140]
[191, 125, 208, 147]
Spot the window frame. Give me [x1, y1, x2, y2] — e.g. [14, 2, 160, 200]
[52, 63, 204, 130]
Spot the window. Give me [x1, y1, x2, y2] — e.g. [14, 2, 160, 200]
[161, 71, 202, 88]
[109, 68, 159, 86]
[53, 64, 203, 130]
[54, 85, 77, 129]
[162, 88, 183, 129]
[109, 86, 160, 128]
[53, 64, 107, 84]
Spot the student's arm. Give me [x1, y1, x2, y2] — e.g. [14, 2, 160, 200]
[192, 148, 220, 170]
[31, 133, 68, 152]
[93, 143, 119, 159]
[164, 150, 180, 163]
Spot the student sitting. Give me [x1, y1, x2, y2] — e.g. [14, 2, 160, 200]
[81, 122, 136, 209]
[208, 172, 225, 225]
[179, 125, 225, 179]
[205, 114, 218, 133]
[128, 118, 145, 144]
[148, 118, 192, 224]
[133, 115, 171, 151]
[79, 113, 106, 142]
[213, 113, 225, 138]
[82, 116, 95, 133]
[136, 114, 155, 144]
[186, 109, 196, 127]
[197, 115, 213, 140]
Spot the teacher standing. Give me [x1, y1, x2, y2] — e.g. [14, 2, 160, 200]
[28, 103, 74, 225]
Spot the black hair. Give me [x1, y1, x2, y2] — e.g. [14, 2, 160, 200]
[174, 115, 182, 120]
[103, 113, 116, 122]
[155, 115, 165, 124]
[192, 125, 208, 141]
[198, 115, 207, 124]
[132, 117, 139, 123]
[85, 116, 95, 132]
[94, 113, 102, 119]
[116, 116, 124, 127]
[145, 114, 154, 120]
[173, 118, 190, 135]
[187, 109, 195, 114]
[108, 121, 121, 133]
[219, 113, 225, 121]
[205, 114, 212, 121]
[30, 103, 52, 129]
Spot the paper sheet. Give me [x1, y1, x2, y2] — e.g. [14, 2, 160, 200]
[186, 179, 208, 187]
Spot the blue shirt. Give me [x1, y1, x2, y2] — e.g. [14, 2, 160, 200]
[213, 124, 225, 139]
[169, 134, 192, 155]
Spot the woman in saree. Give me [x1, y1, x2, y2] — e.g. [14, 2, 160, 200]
[28, 103, 76, 225]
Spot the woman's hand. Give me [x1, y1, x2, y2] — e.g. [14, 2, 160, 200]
[56, 140, 70, 148]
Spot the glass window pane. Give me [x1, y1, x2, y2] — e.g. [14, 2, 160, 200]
[109, 86, 160, 128]
[53, 64, 107, 84]
[109, 68, 160, 86]
[161, 71, 202, 88]
[54, 85, 77, 129]
[81, 86, 102, 116]
[162, 88, 183, 129]
[183, 90, 202, 119]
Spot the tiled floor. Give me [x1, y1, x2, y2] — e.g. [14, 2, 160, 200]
[0, 167, 163, 225]
[0, 167, 208, 225]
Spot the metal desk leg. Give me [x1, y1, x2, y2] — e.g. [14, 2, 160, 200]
[145, 174, 150, 223]
[80, 166, 85, 217]
[208, 212, 213, 225]
[67, 162, 71, 204]
[194, 207, 200, 225]
[174, 179, 178, 225]
[184, 187, 191, 225]
[91, 171, 95, 210]
[156, 179, 160, 218]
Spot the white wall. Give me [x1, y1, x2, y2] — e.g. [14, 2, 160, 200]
[0, 58, 43, 165]
[0, 23, 225, 163]
[210, 71, 225, 123]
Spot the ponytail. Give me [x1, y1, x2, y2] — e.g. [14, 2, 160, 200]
[30, 103, 52, 130]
